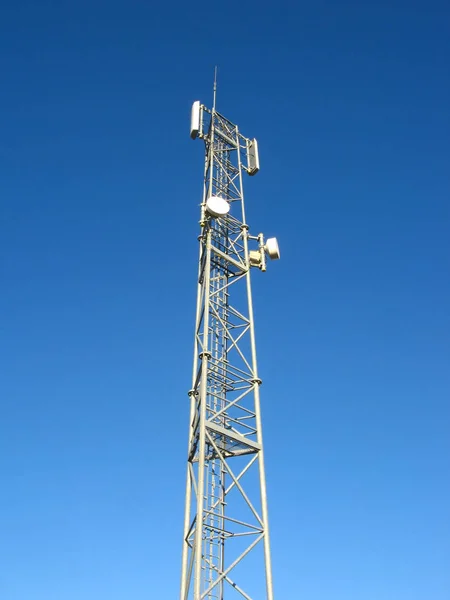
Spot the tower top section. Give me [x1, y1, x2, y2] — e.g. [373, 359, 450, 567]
[189, 100, 260, 176]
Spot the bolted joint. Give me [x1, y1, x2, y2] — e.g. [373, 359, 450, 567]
[187, 389, 196, 397]
[199, 351, 212, 360]
[251, 377, 262, 386]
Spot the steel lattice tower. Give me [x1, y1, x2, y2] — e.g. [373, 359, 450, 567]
[180, 85, 279, 600]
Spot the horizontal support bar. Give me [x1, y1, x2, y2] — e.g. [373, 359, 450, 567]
[206, 421, 261, 452]
[210, 246, 247, 273]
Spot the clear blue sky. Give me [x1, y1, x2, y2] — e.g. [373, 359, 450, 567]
[1, 1, 449, 598]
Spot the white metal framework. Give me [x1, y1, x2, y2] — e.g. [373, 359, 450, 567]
[181, 92, 278, 600]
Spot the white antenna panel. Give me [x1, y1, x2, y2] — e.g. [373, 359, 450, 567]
[190, 101, 201, 139]
[248, 138, 260, 175]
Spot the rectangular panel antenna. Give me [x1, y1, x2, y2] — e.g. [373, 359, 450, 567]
[248, 138, 260, 175]
[190, 101, 201, 139]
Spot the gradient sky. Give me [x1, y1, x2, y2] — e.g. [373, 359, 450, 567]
[1, 1, 449, 599]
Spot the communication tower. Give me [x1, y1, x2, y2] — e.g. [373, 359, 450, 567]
[180, 81, 280, 600]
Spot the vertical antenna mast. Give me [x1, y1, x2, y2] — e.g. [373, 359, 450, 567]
[213, 66, 218, 112]
[182, 89, 280, 600]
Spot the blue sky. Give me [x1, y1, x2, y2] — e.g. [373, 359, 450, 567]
[1, 0, 449, 598]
